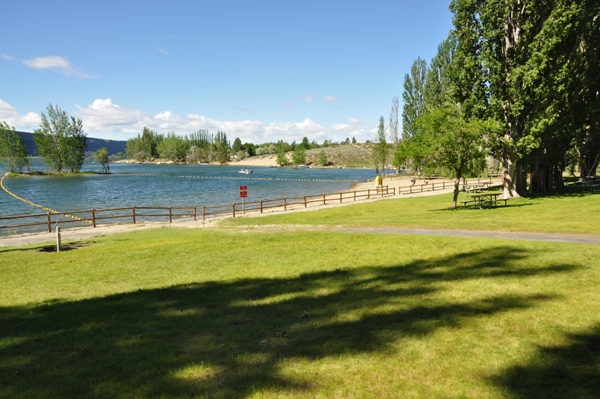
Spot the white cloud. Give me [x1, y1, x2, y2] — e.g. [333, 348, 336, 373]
[0, 98, 372, 144]
[0, 99, 40, 130]
[304, 95, 314, 103]
[332, 123, 350, 131]
[330, 118, 375, 141]
[73, 99, 332, 143]
[158, 48, 169, 56]
[22, 56, 93, 79]
[324, 96, 339, 102]
[2, 54, 13, 61]
[282, 102, 293, 108]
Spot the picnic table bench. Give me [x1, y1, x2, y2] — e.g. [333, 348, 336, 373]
[462, 193, 509, 209]
[573, 177, 600, 192]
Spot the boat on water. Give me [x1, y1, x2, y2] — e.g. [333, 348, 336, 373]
[238, 168, 253, 174]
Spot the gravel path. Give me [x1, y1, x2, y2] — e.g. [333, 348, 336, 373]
[2, 221, 599, 247]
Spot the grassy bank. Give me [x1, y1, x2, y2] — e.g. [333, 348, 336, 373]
[1, 224, 600, 398]
[222, 190, 600, 235]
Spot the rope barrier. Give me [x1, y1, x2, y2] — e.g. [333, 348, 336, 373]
[1, 173, 93, 225]
[113, 172, 359, 183]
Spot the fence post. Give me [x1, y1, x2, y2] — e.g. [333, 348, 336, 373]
[193, 206, 197, 221]
[432, 183, 435, 192]
[232, 203, 236, 218]
[168, 206, 172, 223]
[368, 189, 371, 199]
[340, 192, 343, 203]
[47, 211, 52, 233]
[260, 200, 263, 213]
[323, 193, 326, 205]
[92, 208, 96, 228]
[284, 197, 287, 211]
[202, 206, 206, 221]
[303, 196, 307, 208]
[56, 225, 61, 252]
[354, 190, 357, 201]
[132, 205, 136, 224]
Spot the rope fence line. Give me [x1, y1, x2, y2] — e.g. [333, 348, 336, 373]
[1, 173, 500, 236]
[114, 173, 359, 183]
[1, 173, 93, 226]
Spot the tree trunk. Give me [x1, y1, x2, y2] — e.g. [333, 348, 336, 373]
[452, 179, 460, 210]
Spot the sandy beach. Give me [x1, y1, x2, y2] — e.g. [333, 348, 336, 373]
[228, 155, 279, 167]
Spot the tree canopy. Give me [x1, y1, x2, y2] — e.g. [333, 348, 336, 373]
[34, 104, 87, 173]
[0, 122, 29, 173]
[396, 0, 600, 199]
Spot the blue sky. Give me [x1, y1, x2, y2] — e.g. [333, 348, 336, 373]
[1, 0, 454, 144]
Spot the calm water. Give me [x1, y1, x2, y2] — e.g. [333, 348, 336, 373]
[0, 159, 376, 218]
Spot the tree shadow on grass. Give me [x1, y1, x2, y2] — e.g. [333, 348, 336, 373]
[490, 324, 600, 399]
[0, 246, 579, 398]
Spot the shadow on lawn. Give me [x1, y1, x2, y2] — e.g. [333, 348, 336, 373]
[491, 324, 600, 398]
[0, 246, 578, 398]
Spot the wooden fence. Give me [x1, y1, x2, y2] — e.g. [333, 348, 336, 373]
[0, 178, 495, 236]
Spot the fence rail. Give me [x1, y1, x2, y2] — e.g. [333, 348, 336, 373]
[1, 178, 495, 236]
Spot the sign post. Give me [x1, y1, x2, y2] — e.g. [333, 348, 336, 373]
[240, 186, 248, 214]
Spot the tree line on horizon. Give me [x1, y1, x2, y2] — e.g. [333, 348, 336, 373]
[124, 128, 359, 166]
[393, 0, 599, 203]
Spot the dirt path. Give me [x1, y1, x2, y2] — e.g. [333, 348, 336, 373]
[2, 219, 599, 247]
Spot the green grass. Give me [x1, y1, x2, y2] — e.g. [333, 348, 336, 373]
[1, 226, 600, 398]
[222, 190, 600, 235]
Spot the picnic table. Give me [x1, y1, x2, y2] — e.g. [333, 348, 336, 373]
[573, 176, 600, 192]
[464, 182, 492, 193]
[462, 192, 508, 209]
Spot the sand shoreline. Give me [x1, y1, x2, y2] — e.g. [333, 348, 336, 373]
[114, 156, 280, 167]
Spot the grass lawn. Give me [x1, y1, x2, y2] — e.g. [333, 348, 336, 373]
[1, 220, 600, 398]
[221, 190, 600, 235]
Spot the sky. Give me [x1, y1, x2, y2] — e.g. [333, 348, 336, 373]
[0, 0, 454, 144]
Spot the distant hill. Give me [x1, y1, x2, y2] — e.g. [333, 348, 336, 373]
[17, 131, 127, 156]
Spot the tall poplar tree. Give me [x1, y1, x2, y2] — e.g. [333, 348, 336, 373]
[402, 57, 428, 140]
[450, 0, 600, 194]
[389, 96, 399, 146]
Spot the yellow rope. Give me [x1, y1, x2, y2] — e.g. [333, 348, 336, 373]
[114, 172, 358, 183]
[1, 173, 93, 225]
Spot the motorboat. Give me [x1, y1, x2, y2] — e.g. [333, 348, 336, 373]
[238, 168, 253, 174]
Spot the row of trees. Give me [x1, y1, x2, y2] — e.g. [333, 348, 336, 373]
[125, 128, 233, 164]
[395, 0, 599, 206]
[125, 128, 360, 166]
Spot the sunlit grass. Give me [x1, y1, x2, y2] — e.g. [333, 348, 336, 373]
[1, 227, 600, 398]
[222, 190, 600, 235]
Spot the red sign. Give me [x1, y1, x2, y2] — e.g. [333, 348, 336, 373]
[240, 185, 248, 198]
[240, 186, 248, 191]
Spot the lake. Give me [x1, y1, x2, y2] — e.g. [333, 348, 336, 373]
[0, 159, 376, 219]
